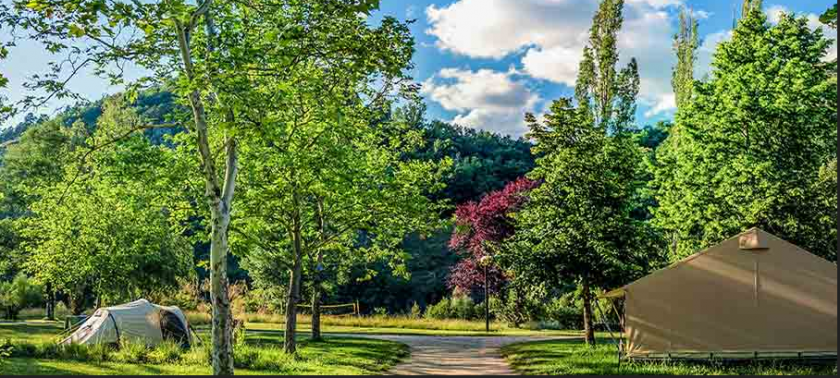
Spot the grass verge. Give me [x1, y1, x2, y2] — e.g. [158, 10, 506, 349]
[0, 322, 408, 375]
[500, 339, 836, 375]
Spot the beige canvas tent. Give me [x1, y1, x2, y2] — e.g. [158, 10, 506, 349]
[601, 228, 837, 359]
[61, 299, 191, 347]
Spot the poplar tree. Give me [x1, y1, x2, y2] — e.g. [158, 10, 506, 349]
[502, 0, 661, 346]
[672, 7, 699, 111]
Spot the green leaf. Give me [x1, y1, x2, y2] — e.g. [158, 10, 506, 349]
[68, 24, 85, 37]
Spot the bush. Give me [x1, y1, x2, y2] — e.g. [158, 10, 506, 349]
[0, 274, 44, 320]
[424, 295, 478, 320]
[424, 298, 451, 320]
[544, 300, 582, 330]
[409, 302, 421, 319]
[147, 340, 182, 364]
[111, 338, 148, 363]
[451, 295, 477, 320]
[180, 344, 211, 366]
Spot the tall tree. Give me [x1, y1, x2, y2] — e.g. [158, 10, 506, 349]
[5, 0, 395, 372]
[231, 45, 448, 352]
[651, 8, 837, 261]
[501, 0, 661, 346]
[672, 7, 699, 111]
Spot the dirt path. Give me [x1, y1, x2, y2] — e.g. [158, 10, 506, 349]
[332, 334, 576, 375]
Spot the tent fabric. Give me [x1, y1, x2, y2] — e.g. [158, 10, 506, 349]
[61, 299, 190, 347]
[604, 228, 837, 358]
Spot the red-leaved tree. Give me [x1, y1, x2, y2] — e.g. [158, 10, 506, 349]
[448, 177, 539, 295]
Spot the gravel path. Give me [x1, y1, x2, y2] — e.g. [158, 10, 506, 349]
[332, 334, 576, 375]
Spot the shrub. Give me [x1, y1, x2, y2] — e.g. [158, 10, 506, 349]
[424, 298, 451, 320]
[409, 302, 421, 319]
[180, 344, 211, 366]
[111, 338, 148, 363]
[233, 344, 261, 369]
[373, 307, 388, 316]
[0, 274, 44, 320]
[146, 340, 182, 364]
[544, 300, 582, 330]
[451, 295, 477, 320]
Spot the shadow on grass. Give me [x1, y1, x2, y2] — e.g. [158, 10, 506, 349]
[501, 338, 836, 375]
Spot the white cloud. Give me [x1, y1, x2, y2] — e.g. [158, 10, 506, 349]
[521, 45, 582, 87]
[425, 0, 597, 59]
[420, 68, 541, 136]
[644, 93, 676, 117]
[425, 0, 696, 120]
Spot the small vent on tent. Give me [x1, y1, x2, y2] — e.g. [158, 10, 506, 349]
[739, 229, 768, 250]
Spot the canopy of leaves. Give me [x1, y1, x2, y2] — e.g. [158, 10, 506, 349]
[651, 9, 837, 261]
[447, 177, 538, 295]
[18, 99, 193, 304]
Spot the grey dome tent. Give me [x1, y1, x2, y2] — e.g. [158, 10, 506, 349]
[61, 299, 191, 347]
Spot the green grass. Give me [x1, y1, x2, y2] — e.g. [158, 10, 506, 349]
[242, 320, 587, 337]
[187, 311, 589, 336]
[0, 321, 409, 375]
[501, 339, 836, 375]
[0, 321, 64, 342]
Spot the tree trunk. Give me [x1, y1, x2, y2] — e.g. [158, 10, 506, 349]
[311, 198, 325, 342]
[284, 198, 304, 354]
[581, 279, 595, 346]
[45, 282, 55, 320]
[209, 213, 234, 374]
[175, 4, 237, 373]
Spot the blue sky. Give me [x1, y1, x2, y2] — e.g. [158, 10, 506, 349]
[1, 0, 836, 136]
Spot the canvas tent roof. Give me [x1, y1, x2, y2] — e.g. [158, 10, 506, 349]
[62, 299, 190, 347]
[601, 228, 837, 358]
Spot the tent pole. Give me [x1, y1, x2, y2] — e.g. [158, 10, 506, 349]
[593, 296, 621, 364]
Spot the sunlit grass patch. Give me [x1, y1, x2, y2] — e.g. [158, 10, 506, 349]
[501, 338, 836, 375]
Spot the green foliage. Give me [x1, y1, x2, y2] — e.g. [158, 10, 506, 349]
[542, 300, 582, 330]
[146, 341, 183, 365]
[18, 99, 194, 305]
[110, 337, 148, 364]
[409, 301, 421, 319]
[0, 274, 43, 320]
[652, 8, 838, 261]
[423, 294, 478, 320]
[672, 6, 699, 110]
[398, 104, 536, 207]
[820, 4, 837, 29]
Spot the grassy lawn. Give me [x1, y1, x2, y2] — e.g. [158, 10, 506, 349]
[0, 321, 408, 375]
[186, 311, 590, 337]
[501, 339, 837, 375]
[242, 320, 588, 337]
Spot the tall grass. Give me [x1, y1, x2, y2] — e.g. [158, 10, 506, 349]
[185, 311, 515, 332]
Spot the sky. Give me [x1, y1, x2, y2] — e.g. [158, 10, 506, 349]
[0, 0, 836, 137]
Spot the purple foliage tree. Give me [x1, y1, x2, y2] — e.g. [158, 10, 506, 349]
[447, 177, 539, 295]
